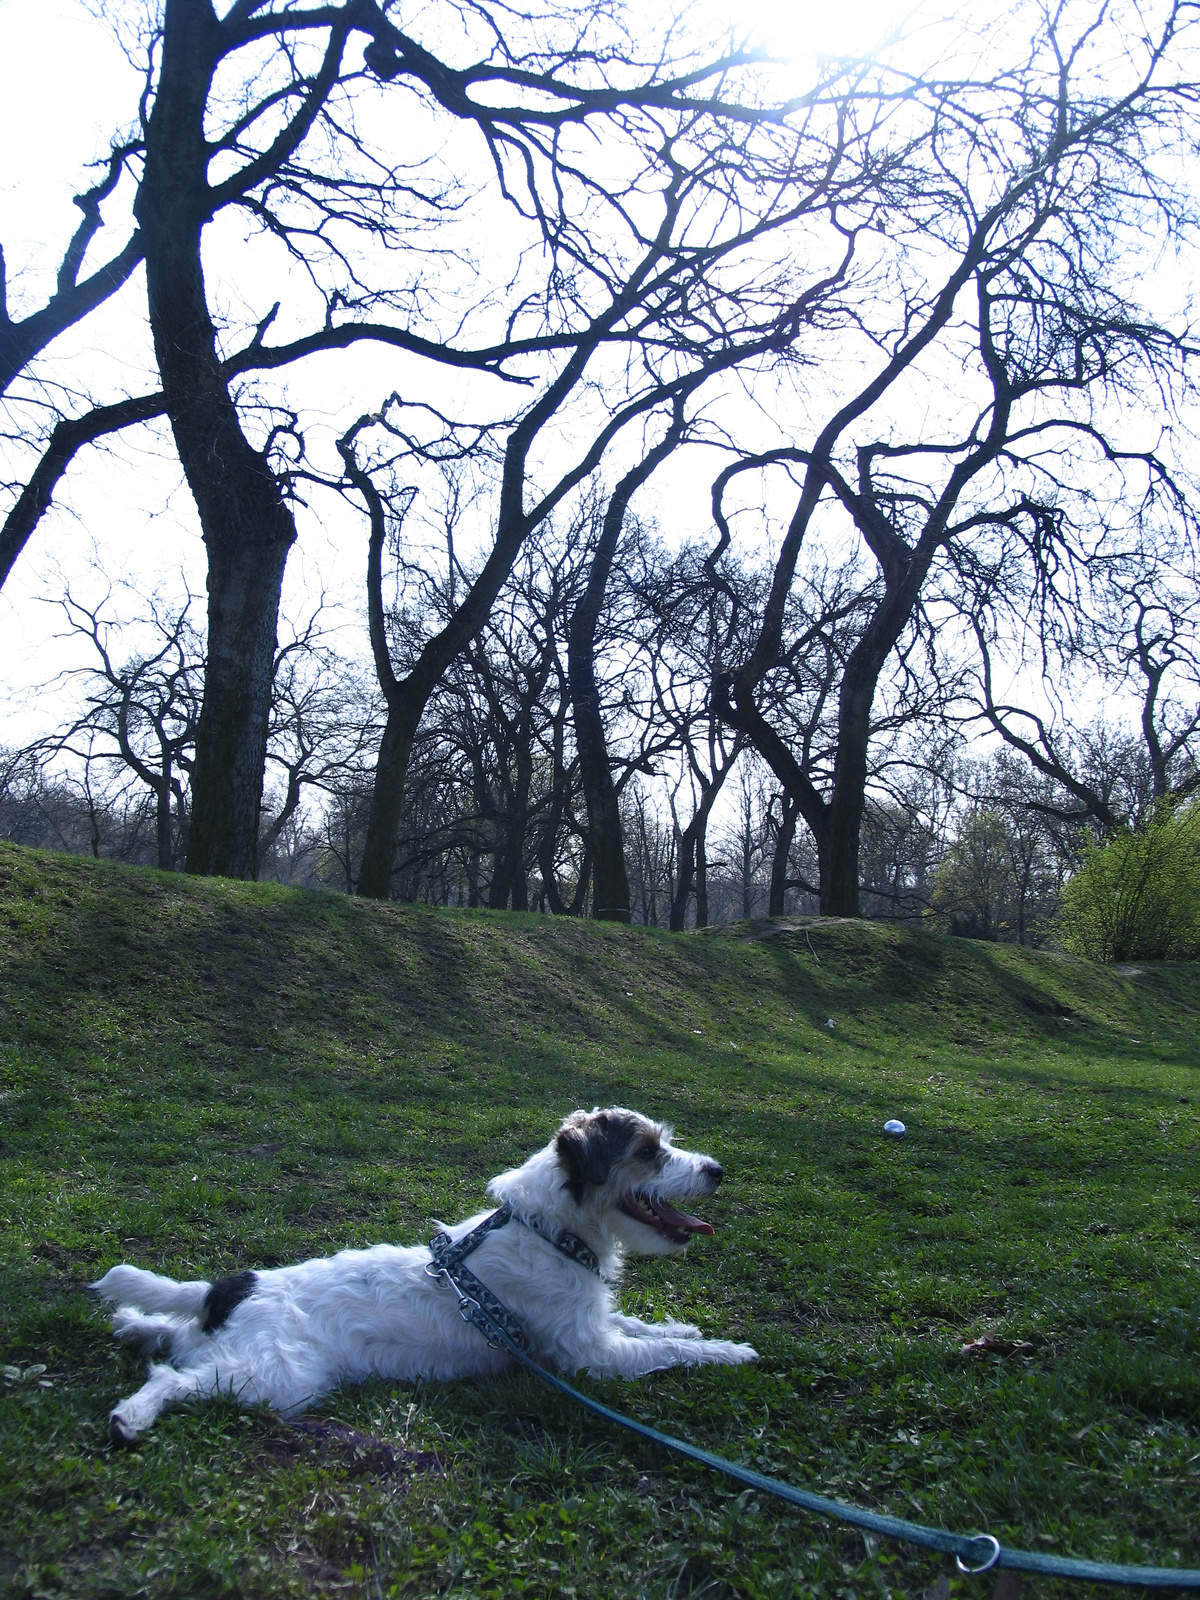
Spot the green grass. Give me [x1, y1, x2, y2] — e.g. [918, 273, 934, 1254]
[1, 840, 1198, 1599]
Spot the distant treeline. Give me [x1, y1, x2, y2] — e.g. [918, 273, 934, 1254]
[4, 514, 1179, 945]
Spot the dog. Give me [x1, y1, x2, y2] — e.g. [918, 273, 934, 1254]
[92, 1107, 758, 1441]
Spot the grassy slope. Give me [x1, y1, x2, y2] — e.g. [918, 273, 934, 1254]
[0, 840, 1197, 1600]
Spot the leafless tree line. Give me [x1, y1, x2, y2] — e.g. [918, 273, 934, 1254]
[3, 1, 1200, 927]
[5, 482, 1197, 946]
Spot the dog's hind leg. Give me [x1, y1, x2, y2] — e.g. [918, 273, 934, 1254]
[91, 1265, 210, 1321]
[110, 1308, 188, 1356]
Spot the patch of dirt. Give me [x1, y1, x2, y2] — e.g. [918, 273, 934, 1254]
[260, 1417, 443, 1480]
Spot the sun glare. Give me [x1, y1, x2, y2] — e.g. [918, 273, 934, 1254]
[722, 0, 916, 66]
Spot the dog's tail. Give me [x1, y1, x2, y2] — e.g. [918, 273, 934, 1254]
[90, 1264, 210, 1320]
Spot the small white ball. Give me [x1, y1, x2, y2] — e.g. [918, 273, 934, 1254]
[883, 1119, 906, 1137]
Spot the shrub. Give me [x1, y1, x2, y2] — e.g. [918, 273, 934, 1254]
[1056, 804, 1200, 962]
[930, 810, 1015, 940]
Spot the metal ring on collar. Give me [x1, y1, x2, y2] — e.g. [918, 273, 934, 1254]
[956, 1534, 1002, 1575]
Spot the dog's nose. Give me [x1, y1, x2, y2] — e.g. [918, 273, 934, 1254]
[704, 1162, 723, 1185]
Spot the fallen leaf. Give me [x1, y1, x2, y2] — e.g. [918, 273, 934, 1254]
[960, 1333, 1037, 1358]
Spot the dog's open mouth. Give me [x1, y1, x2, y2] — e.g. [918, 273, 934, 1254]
[621, 1192, 715, 1241]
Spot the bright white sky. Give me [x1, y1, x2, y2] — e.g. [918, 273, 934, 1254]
[0, 0, 1177, 778]
[0, 0, 915, 746]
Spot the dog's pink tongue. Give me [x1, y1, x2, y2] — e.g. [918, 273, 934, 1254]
[652, 1198, 715, 1235]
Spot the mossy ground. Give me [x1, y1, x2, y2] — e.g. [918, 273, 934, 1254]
[1, 841, 1197, 1598]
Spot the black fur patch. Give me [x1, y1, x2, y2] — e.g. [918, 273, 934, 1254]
[200, 1270, 258, 1332]
[555, 1111, 644, 1203]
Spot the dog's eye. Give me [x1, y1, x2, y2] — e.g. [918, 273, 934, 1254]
[636, 1144, 657, 1161]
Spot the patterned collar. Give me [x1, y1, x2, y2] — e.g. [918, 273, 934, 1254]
[511, 1209, 602, 1276]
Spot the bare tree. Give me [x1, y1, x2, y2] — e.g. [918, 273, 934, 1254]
[712, 1, 1197, 914]
[928, 752, 1070, 945]
[623, 779, 674, 927]
[0, 745, 153, 861]
[569, 401, 692, 921]
[7, 0, 802, 885]
[340, 206, 804, 901]
[969, 535, 1200, 828]
[33, 588, 204, 870]
[324, 13, 905, 901]
[0, 142, 143, 397]
[15, 581, 371, 879]
[260, 616, 381, 864]
[637, 543, 753, 930]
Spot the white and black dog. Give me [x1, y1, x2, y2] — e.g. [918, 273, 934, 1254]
[92, 1108, 757, 1441]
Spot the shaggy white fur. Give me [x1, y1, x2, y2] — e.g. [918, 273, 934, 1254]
[92, 1107, 757, 1441]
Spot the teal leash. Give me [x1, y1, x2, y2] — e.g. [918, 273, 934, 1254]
[429, 1238, 1200, 1588]
[503, 1341, 1200, 1587]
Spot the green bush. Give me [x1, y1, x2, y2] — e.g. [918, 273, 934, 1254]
[929, 810, 1015, 940]
[1057, 804, 1200, 962]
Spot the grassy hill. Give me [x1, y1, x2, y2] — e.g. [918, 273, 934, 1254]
[1, 840, 1198, 1599]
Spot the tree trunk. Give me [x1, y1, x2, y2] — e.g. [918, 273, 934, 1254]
[155, 759, 174, 873]
[669, 795, 714, 931]
[695, 830, 709, 929]
[489, 757, 533, 909]
[137, 0, 297, 880]
[568, 847, 593, 916]
[824, 688, 870, 917]
[511, 866, 529, 911]
[821, 579, 925, 915]
[571, 672, 630, 922]
[669, 748, 739, 932]
[769, 792, 800, 916]
[352, 443, 557, 897]
[569, 622, 630, 921]
[569, 406, 686, 923]
[188, 537, 291, 877]
[668, 822, 696, 932]
[728, 546, 931, 916]
[724, 672, 833, 906]
[489, 832, 526, 910]
[1016, 852, 1032, 945]
[357, 699, 422, 898]
[536, 825, 567, 914]
[258, 764, 303, 864]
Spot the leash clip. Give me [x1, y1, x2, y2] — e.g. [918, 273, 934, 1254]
[956, 1534, 1001, 1575]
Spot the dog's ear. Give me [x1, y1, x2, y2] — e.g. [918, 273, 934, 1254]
[555, 1113, 624, 1203]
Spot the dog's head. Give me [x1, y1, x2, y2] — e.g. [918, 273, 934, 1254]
[552, 1107, 723, 1257]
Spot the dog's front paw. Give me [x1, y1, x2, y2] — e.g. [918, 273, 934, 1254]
[661, 1319, 703, 1339]
[702, 1339, 758, 1365]
[108, 1408, 141, 1446]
